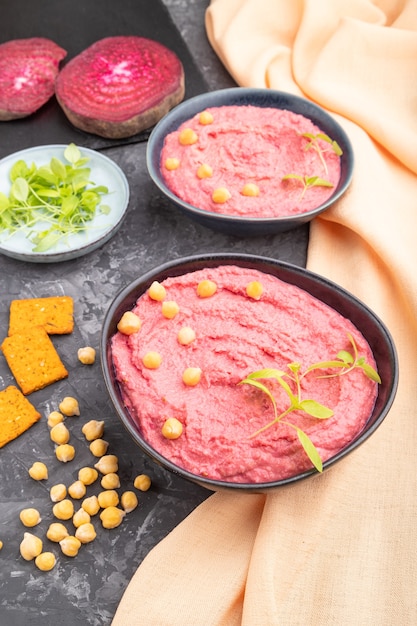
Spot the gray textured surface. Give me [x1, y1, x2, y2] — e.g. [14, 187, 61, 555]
[0, 2, 308, 625]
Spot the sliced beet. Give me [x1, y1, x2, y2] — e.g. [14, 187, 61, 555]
[55, 36, 185, 139]
[0, 38, 67, 121]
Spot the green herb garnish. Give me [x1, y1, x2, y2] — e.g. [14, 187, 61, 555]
[281, 173, 334, 199]
[239, 334, 380, 473]
[302, 132, 343, 175]
[0, 143, 111, 252]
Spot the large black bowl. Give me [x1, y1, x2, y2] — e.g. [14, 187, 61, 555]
[101, 254, 398, 494]
[146, 88, 354, 236]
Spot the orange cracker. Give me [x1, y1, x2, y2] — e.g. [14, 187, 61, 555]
[1, 327, 68, 395]
[8, 296, 74, 336]
[0, 385, 41, 448]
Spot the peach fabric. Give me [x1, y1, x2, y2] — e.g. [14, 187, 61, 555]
[112, 1, 417, 624]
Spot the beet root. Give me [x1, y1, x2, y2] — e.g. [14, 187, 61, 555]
[0, 38, 67, 121]
[55, 36, 185, 139]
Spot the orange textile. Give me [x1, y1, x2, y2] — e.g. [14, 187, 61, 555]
[112, 1, 417, 624]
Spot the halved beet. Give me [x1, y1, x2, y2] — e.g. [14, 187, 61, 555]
[55, 36, 185, 139]
[0, 38, 67, 121]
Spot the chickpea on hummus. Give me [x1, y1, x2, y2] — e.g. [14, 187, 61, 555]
[160, 105, 342, 218]
[111, 265, 377, 483]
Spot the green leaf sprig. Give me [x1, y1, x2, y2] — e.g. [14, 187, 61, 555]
[281, 173, 334, 199]
[239, 333, 380, 473]
[0, 143, 111, 252]
[302, 132, 343, 175]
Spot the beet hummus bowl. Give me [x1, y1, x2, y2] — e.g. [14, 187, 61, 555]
[146, 88, 354, 236]
[101, 254, 398, 494]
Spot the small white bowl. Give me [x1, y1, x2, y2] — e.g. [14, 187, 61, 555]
[0, 144, 129, 262]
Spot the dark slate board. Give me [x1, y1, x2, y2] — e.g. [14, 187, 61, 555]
[0, 0, 209, 158]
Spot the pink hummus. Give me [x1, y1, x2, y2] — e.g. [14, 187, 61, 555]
[160, 105, 341, 218]
[111, 265, 378, 483]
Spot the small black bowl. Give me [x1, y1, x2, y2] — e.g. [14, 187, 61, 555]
[146, 88, 354, 236]
[101, 254, 398, 494]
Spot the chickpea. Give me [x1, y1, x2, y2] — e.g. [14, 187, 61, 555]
[97, 490, 119, 509]
[60, 536, 81, 558]
[77, 346, 96, 365]
[50, 422, 70, 445]
[59, 397, 80, 417]
[89, 439, 109, 457]
[73, 508, 91, 528]
[50, 484, 67, 503]
[161, 300, 180, 319]
[78, 467, 98, 486]
[94, 454, 119, 475]
[246, 281, 264, 300]
[19, 508, 41, 528]
[142, 351, 162, 369]
[20, 532, 43, 561]
[52, 499, 74, 521]
[28, 461, 48, 481]
[55, 443, 75, 463]
[82, 495, 100, 516]
[121, 491, 138, 513]
[182, 367, 202, 387]
[47, 411, 64, 428]
[35, 552, 56, 571]
[199, 110, 214, 125]
[179, 128, 198, 145]
[212, 187, 231, 204]
[161, 417, 183, 440]
[75, 522, 96, 544]
[196, 279, 217, 298]
[164, 157, 180, 171]
[68, 480, 87, 500]
[117, 311, 141, 335]
[197, 163, 213, 179]
[82, 419, 105, 442]
[133, 474, 152, 492]
[46, 523, 69, 543]
[241, 183, 260, 197]
[101, 473, 120, 490]
[100, 507, 125, 529]
[177, 326, 196, 346]
[148, 281, 166, 301]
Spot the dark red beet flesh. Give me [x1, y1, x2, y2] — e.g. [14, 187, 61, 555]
[0, 38, 67, 121]
[55, 36, 185, 139]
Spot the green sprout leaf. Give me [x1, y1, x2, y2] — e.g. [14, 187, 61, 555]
[64, 142, 82, 165]
[282, 173, 334, 199]
[11, 177, 29, 203]
[291, 425, 323, 473]
[299, 399, 334, 419]
[302, 132, 343, 174]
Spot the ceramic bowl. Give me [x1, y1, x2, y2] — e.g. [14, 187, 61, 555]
[101, 253, 398, 494]
[146, 88, 354, 236]
[0, 144, 129, 262]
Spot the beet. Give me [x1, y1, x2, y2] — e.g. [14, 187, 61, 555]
[0, 38, 67, 121]
[55, 36, 185, 139]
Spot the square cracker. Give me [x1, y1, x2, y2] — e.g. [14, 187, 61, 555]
[0, 385, 41, 448]
[8, 296, 74, 336]
[1, 327, 68, 395]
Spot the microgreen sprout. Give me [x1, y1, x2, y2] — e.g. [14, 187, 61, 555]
[239, 334, 380, 473]
[282, 173, 334, 199]
[302, 132, 343, 175]
[0, 143, 111, 252]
